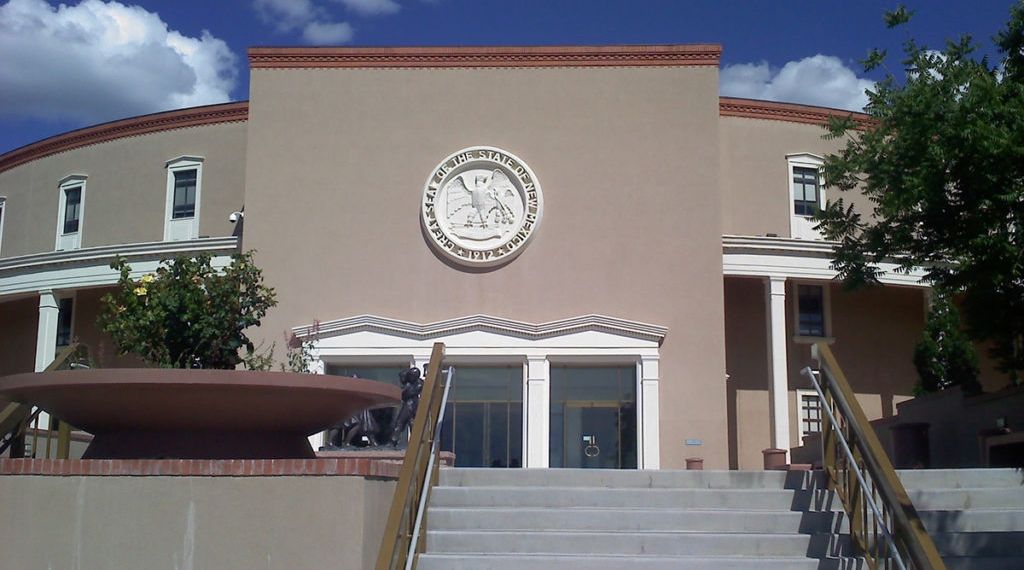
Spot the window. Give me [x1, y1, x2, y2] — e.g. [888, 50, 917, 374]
[63, 187, 82, 233]
[439, 366, 523, 468]
[56, 175, 86, 250]
[786, 153, 825, 239]
[796, 389, 823, 440]
[797, 284, 827, 337]
[0, 197, 6, 255]
[56, 297, 74, 347]
[164, 156, 203, 241]
[325, 364, 407, 386]
[792, 166, 820, 216]
[172, 169, 197, 219]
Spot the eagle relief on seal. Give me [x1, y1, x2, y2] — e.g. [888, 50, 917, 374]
[422, 147, 544, 267]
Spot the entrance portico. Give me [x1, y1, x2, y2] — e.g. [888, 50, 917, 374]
[295, 314, 665, 469]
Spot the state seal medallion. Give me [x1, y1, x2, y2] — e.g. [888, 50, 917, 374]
[422, 146, 543, 267]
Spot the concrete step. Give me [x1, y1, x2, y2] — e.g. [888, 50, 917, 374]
[416, 553, 856, 569]
[929, 531, 1024, 557]
[428, 486, 804, 510]
[944, 556, 1024, 570]
[427, 507, 842, 533]
[908, 488, 1024, 510]
[918, 509, 1024, 533]
[425, 530, 846, 557]
[897, 469, 1024, 490]
[437, 468, 816, 489]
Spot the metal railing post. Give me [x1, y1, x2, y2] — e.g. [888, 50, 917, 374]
[803, 342, 947, 570]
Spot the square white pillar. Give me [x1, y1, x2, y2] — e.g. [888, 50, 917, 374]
[639, 356, 661, 470]
[525, 356, 549, 468]
[35, 290, 59, 372]
[308, 354, 327, 451]
[765, 276, 791, 457]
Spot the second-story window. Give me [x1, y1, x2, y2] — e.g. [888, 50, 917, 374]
[792, 166, 820, 217]
[0, 197, 6, 255]
[172, 169, 198, 219]
[56, 175, 86, 251]
[63, 186, 82, 233]
[164, 156, 204, 241]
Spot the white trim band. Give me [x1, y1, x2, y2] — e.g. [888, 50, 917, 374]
[0, 237, 238, 297]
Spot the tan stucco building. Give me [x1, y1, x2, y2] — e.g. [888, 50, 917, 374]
[0, 45, 952, 470]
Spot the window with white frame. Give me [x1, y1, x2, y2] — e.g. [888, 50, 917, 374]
[793, 167, 821, 216]
[796, 389, 823, 440]
[56, 175, 86, 250]
[0, 196, 6, 255]
[795, 283, 829, 339]
[786, 153, 825, 239]
[164, 156, 203, 241]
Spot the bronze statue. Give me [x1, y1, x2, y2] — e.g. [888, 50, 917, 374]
[388, 366, 424, 447]
[326, 366, 424, 449]
[334, 408, 383, 447]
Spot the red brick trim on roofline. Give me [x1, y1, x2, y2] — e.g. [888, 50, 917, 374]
[0, 102, 249, 174]
[248, 44, 723, 69]
[0, 457, 402, 478]
[719, 96, 873, 128]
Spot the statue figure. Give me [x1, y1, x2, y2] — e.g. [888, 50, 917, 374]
[335, 408, 382, 447]
[387, 366, 424, 447]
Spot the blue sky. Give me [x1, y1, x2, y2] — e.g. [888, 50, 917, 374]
[0, 0, 1017, 154]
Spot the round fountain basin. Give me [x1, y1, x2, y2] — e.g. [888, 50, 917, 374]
[0, 369, 400, 460]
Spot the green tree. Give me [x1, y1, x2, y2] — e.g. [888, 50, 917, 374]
[817, 3, 1024, 383]
[913, 291, 980, 394]
[99, 251, 277, 369]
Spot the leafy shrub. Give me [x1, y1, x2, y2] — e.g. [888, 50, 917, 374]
[99, 251, 277, 369]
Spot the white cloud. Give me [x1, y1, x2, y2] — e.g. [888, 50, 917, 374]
[720, 55, 874, 112]
[302, 20, 354, 43]
[0, 0, 237, 124]
[334, 0, 400, 16]
[253, 0, 356, 44]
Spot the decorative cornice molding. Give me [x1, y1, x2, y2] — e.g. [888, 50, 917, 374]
[0, 238, 240, 297]
[0, 237, 239, 274]
[722, 234, 929, 287]
[719, 97, 873, 128]
[293, 314, 668, 344]
[0, 102, 249, 174]
[249, 44, 722, 69]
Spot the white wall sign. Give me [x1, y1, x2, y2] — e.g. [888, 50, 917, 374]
[421, 146, 543, 267]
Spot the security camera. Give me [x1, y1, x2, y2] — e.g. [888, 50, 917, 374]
[228, 211, 244, 223]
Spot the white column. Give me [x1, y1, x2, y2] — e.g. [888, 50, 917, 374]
[34, 290, 59, 372]
[765, 276, 791, 456]
[525, 356, 550, 468]
[307, 355, 326, 451]
[639, 356, 661, 470]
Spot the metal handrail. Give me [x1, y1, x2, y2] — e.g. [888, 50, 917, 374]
[0, 342, 88, 458]
[803, 342, 946, 570]
[375, 342, 447, 570]
[405, 365, 453, 570]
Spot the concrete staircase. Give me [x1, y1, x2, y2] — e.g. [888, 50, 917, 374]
[898, 469, 1024, 570]
[418, 468, 858, 569]
[416, 468, 1024, 570]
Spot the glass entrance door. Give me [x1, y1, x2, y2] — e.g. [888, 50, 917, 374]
[440, 366, 523, 468]
[550, 366, 637, 469]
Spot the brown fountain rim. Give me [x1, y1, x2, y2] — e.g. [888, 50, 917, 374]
[0, 368, 402, 398]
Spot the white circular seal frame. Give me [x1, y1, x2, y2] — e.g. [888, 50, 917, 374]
[421, 146, 544, 267]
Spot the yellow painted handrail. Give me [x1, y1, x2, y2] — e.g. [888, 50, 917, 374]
[808, 342, 946, 570]
[375, 342, 446, 570]
[1, 343, 88, 459]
